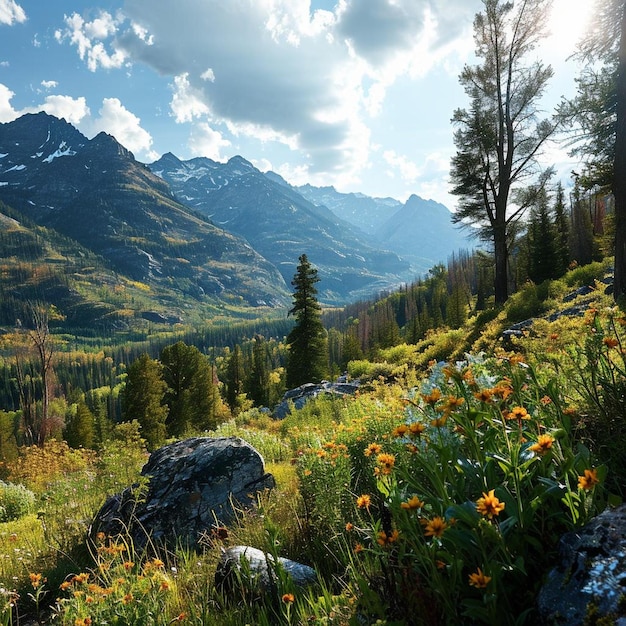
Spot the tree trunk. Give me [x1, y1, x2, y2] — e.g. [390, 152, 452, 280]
[614, 2, 626, 300]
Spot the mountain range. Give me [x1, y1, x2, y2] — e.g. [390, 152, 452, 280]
[0, 112, 471, 332]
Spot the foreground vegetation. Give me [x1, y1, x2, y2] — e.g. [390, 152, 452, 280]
[0, 260, 621, 625]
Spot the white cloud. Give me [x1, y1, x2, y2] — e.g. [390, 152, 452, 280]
[55, 12, 127, 72]
[170, 74, 209, 124]
[35, 95, 89, 125]
[40, 80, 58, 90]
[0, 83, 18, 122]
[188, 122, 231, 160]
[88, 97, 158, 161]
[0, 0, 25, 26]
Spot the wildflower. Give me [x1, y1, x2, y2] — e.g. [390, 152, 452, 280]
[282, 593, 295, 603]
[409, 422, 425, 436]
[376, 453, 396, 475]
[377, 529, 400, 546]
[508, 406, 529, 420]
[60, 581, 72, 591]
[122, 592, 134, 605]
[392, 424, 408, 438]
[85, 596, 95, 604]
[540, 395, 552, 405]
[423, 516, 448, 538]
[95, 532, 106, 542]
[401, 495, 424, 511]
[476, 489, 505, 519]
[354, 543, 364, 554]
[422, 388, 441, 405]
[172, 613, 187, 622]
[356, 494, 371, 511]
[444, 395, 465, 410]
[345, 522, 354, 532]
[160, 580, 171, 592]
[473, 389, 493, 403]
[364, 443, 382, 457]
[468, 567, 492, 589]
[578, 468, 600, 491]
[151, 558, 165, 569]
[430, 415, 448, 428]
[603, 337, 619, 348]
[29, 573, 42, 589]
[123, 561, 134, 571]
[529, 434, 555, 456]
[303, 469, 312, 476]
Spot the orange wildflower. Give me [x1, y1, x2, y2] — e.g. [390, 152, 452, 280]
[508, 406, 529, 420]
[476, 489, 505, 519]
[401, 495, 424, 510]
[468, 567, 492, 589]
[356, 494, 371, 510]
[376, 453, 396, 475]
[364, 443, 382, 457]
[282, 593, 295, 603]
[473, 389, 493, 403]
[392, 424, 408, 438]
[423, 516, 448, 538]
[377, 529, 400, 546]
[29, 573, 42, 589]
[578, 468, 600, 491]
[422, 388, 442, 405]
[529, 434, 555, 456]
[603, 337, 619, 348]
[354, 543, 364, 554]
[409, 422, 426, 436]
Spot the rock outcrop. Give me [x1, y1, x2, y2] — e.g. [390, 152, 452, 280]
[537, 504, 626, 625]
[272, 380, 360, 419]
[215, 545, 317, 598]
[90, 436, 275, 551]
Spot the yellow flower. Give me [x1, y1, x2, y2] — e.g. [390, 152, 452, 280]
[29, 573, 42, 589]
[508, 406, 529, 420]
[60, 581, 72, 591]
[123, 561, 134, 571]
[356, 494, 371, 510]
[422, 388, 442, 405]
[376, 529, 400, 546]
[408, 422, 425, 436]
[476, 489, 505, 519]
[473, 389, 493, 403]
[364, 443, 382, 457]
[376, 453, 396, 475]
[392, 424, 408, 438]
[468, 567, 492, 589]
[430, 415, 448, 428]
[423, 516, 447, 538]
[400, 495, 424, 511]
[578, 468, 600, 491]
[529, 434, 555, 456]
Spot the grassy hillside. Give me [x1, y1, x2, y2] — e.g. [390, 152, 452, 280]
[0, 261, 621, 624]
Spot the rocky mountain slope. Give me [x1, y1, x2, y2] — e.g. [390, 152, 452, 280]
[149, 153, 412, 303]
[0, 113, 288, 310]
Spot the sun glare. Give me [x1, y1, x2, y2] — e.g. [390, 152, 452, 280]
[547, 0, 594, 57]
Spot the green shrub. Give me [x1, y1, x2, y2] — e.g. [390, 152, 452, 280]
[0, 482, 36, 522]
[562, 260, 610, 288]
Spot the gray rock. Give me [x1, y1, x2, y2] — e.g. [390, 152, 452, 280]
[90, 436, 275, 550]
[215, 545, 317, 598]
[537, 504, 626, 624]
[273, 381, 360, 419]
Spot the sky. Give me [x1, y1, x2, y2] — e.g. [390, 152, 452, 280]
[0, 0, 595, 210]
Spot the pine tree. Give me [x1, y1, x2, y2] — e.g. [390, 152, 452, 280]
[286, 254, 328, 388]
[527, 189, 558, 284]
[553, 182, 571, 276]
[64, 400, 95, 449]
[246, 335, 270, 408]
[122, 353, 168, 451]
[225, 345, 245, 414]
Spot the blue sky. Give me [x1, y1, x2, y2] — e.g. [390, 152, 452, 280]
[0, 0, 593, 209]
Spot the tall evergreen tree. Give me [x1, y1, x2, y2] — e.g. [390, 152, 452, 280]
[122, 353, 168, 451]
[225, 345, 245, 414]
[160, 341, 217, 435]
[527, 188, 559, 284]
[553, 182, 571, 276]
[286, 255, 328, 388]
[246, 335, 270, 408]
[64, 400, 95, 449]
[450, 0, 557, 303]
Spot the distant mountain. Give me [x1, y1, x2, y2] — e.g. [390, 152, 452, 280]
[150, 153, 412, 303]
[294, 185, 473, 274]
[0, 113, 289, 310]
[295, 183, 401, 236]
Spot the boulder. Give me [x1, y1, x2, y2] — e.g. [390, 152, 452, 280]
[273, 380, 360, 419]
[537, 504, 626, 625]
[215, 545, 317, 598]
[90, 436, 275, 550]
